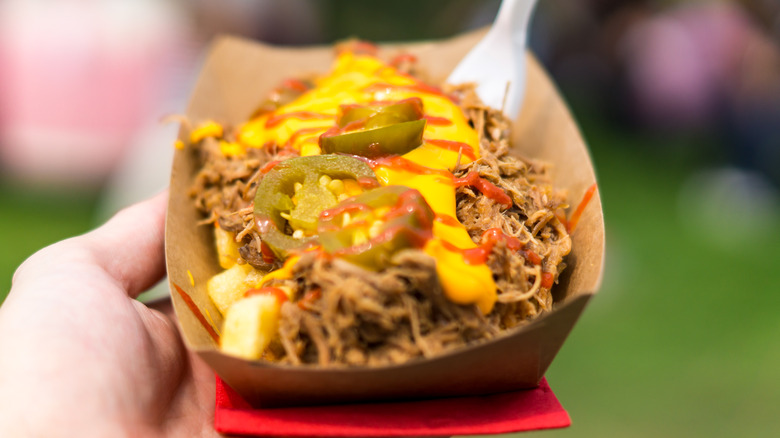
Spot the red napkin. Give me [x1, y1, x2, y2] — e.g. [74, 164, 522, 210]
[214, 377, 570, 437]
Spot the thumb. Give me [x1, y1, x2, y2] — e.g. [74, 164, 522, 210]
[84, 190, 169, 298]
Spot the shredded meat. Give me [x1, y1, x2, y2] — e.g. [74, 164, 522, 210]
[447, 85, 572, 328]
[190, 138, 291, 270]
[274, 250, 497, 366]
[189, 79, 571, 367]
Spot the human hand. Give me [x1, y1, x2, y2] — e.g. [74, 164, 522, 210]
[0, 192, 218, 437]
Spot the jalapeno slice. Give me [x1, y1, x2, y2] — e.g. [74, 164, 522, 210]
[320, 119, 425, 158]
[254, 155, 376, 258]
[317, 185, 434, 270]
[320, 98, 426, 158]
[338, 97, 423, 128]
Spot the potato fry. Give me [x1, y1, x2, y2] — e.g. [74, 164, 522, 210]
[215, 225, 241, 269]
[207, 263, 253, 316]
[220, 295, 281, 360]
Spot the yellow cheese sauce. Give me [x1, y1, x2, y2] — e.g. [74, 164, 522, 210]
[239, 51, 497, 314]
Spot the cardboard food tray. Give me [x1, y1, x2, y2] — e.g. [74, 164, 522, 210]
[165, 29, 605, 408]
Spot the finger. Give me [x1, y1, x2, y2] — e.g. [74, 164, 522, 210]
[84, 190, 169, 298]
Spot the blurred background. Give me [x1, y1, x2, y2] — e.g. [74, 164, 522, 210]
[1, 0, 778, 436]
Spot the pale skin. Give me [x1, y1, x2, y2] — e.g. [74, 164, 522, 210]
[0, 192, 219, 437]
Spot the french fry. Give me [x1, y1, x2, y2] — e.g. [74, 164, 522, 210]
[220, 294, 281, 360]
[214, 225, 241, 269]
[207, 263, 253, 316]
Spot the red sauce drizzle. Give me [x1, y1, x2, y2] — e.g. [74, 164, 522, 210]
[371, 155, 453, 178]
[452, 172, 513, 208]
[260, 160, 281, 174]
[281, 78, 310, 93]
[265, 111, 334, 128]
[260, 241, 276, 264]
[425, 139, 476, 161]
[384, 190, 434, 228]
[541, 272, 555, 289]
[334, 225, 432, 257]
[440, 228, 517, 264]
[389, 53, 418, 67]
[286, 126, 328, 147]
[319, 202, 372, 221]
[567, 183, 598, 234]
[329, 190, 434, 256]
[369, 159, 510, 210]
[298, 288, 322, 309]
[439, 228, 543, 266]
[434, 214, 461, 227]
[342, 219, 371, 230]
[356, 160, 517, 261]
[244, 287, 289, 304]
[319, 120, 366, 142]
[260, 147, 299, 173]
[423, 115, 453, 126]
[524, 249, 543, 266]
[172, 283, 220, 343]
[358, 177, 381, 189]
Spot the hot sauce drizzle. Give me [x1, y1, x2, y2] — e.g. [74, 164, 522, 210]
[318, 120, 367, 141]
[322, 189, 434, 256]
[260, 241, 277, 264]
[453, 172, 513, 208]
[297, 288, 322, 309]
[434, 214, 461, 227]
[333, 225, 433, 257]
[541, 272, 555, 289]
[357, 176, 381, 189]
[383, 189, 435, 227]
[260, 146, 299, 173]
[368, 158, 512, 209]
[244, 287, 289, 304]
[423, 115, 454, 126]
[566, 183, 597, 233]
[439, 228, 543, 266]
[260, 160, 281, 174]
[319, 202, 372, 222]
[371, 155, 454, 178]
[281, 78, 311, 93]
[286, 126, 329, 147]
[389, 53, 418, 67]
[425, 139, 476, 161]
[172, 283, 220, 343]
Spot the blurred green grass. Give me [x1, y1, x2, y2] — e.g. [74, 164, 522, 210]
[518, 106, 780, 437]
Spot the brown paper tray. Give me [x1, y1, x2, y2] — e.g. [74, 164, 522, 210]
[165, 29, 605, 407]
